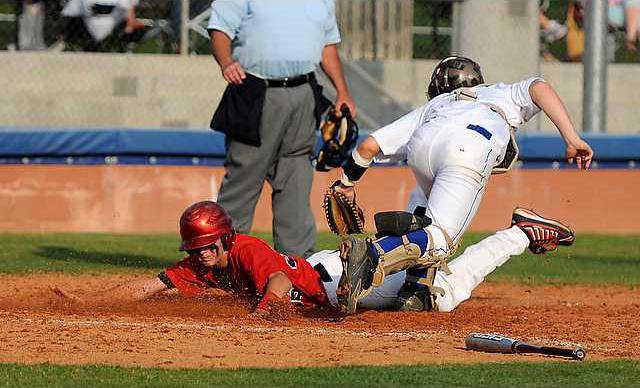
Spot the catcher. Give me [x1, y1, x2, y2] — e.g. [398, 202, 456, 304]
[324, 56, 594, 314]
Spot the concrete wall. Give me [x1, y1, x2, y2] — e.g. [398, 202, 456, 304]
[0, 165, 637, 235]
[1, 52, 639, 133]
[375, 60, 640, 133]
[0, 52, 227, 129]
[453, 0, 540, 84]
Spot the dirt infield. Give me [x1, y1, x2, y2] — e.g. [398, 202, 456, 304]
[1, 274, 638, 368]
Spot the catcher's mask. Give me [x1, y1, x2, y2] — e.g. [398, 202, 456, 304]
[313, 105, 359, 172]
[179, 201, 236, 252]
[427, 56, 484, 99]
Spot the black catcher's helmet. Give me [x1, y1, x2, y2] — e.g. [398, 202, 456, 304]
[427, 56, 484, 99]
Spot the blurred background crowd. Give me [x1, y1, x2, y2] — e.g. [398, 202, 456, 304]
[4, 0, 639, 62]
[1, 1, 638, 136]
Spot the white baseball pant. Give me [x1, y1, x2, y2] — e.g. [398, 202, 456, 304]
[307, 225, 529, 312]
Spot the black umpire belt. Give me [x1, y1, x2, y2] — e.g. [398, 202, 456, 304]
[264, 72, 314, 88]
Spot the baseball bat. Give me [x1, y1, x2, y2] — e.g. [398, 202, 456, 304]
[465, 333, 586, 361]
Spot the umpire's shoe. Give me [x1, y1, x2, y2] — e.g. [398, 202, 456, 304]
[512, 207, 575, 254]
[336, 236, 379, 315]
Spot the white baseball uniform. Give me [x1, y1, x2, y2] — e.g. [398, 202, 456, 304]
[371, 78, 543, 260]
[62, 0, 138, 42]
[308, 224, 529, 312]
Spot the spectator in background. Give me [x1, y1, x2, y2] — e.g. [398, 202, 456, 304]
[608, 0, 640, 52]
[566, 0, 585, 61]
[207, 0, 356, 258]
[18, 0, 46, 50]
[566, 0, 640, 62]
[61, 0, 144, 52]
[539, 5, 568, 61]
[539, 8, 568, 44]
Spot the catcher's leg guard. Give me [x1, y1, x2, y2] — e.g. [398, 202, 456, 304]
[368, 225, 455, 286]
[368, 225, 455, 311]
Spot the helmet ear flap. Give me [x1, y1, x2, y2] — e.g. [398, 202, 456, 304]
[427, 73, 439, 100]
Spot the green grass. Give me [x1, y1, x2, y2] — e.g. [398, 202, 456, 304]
[0, 361, 638, 388]
[0, 232, 341, 275]
[0, 232, 638, 286]
[0, 233, 178, 274]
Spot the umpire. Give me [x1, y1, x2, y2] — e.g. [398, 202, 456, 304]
[207, 0, 356, 258]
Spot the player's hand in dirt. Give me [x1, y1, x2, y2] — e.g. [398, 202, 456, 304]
[248, 307, 273, 320]
[49, 286, 85, 305]
[566, 137, 594, 170]
[251, 292, 296, 321]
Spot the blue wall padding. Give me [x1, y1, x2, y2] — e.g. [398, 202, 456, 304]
[0, 128, 226, 157]
[1, 127, 639, 166]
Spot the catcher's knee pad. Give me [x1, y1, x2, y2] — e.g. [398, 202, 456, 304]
[368, 225, 454, 287]
[374, 210, 432, 237]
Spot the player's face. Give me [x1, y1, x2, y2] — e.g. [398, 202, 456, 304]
[187, 238, 229, 268]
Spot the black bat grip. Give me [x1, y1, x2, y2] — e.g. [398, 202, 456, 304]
[515, 344, 586, 360]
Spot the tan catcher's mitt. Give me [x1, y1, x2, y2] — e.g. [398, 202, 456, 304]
[322, 181, 365, 236]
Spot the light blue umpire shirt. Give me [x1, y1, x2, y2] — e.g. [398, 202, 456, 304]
[207, 0, 341, 80]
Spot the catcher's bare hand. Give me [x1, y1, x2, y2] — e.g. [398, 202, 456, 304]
[566, 138, 594, 170]
[221, 61, 246, 85]
[334, 182, 355, 202]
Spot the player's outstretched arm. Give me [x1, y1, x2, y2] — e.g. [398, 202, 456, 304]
[50, 277, 169, 306]
[529, 80, 594, 169]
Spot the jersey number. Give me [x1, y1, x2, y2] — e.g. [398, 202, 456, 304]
[288, 287, 303, 303]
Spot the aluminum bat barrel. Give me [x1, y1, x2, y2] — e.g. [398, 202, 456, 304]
[465, 333, 519, 354]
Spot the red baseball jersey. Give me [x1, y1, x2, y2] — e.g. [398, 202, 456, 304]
[161, 234, 329, 306]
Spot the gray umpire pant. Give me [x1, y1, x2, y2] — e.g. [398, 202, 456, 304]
[217, 83, 317, 258]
